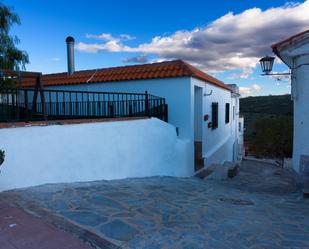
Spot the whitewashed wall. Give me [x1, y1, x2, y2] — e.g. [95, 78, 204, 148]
[238, 116, 245, 161]
[0, 118, 192, 191]
[194, 86, 203, 142]
[277, 40, 309, 175]
[46, 76, 240, 171]
[191, 78, 239, 167]
[46, 77, 195, 173]
[292, 53, 309, 173]
[46, 77, 191, 139]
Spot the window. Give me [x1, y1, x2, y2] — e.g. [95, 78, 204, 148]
[233, 106, 235, 120]
[225, 103, 230, 124]
[211, 102, 218, 129]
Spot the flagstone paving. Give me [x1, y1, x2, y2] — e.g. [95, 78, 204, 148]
[1, 160, 309, 249]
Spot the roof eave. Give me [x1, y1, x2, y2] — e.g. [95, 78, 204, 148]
[192, 75, 232, 92]
[271, 29, 309, 67]
[272, 46, 290, 66]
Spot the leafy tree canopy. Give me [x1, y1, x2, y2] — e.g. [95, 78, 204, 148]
[250, 116, 293, 158]
[0, 2, 29, 71]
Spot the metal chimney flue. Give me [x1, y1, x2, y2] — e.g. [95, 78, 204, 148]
[66, 36, 75, 75]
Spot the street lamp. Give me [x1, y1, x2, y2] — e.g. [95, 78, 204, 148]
[259, 56, 275, 74]
[259, 56, 291, 76]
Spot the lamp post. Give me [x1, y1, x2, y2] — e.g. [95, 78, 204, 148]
[259, 56, 291, 76]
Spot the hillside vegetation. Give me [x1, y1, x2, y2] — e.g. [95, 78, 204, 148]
[240, 94, 293, 158]
[240, 94, 293, 115]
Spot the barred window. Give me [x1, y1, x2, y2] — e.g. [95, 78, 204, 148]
[225, 103, 230, 124]
[211, 102, 218, 129]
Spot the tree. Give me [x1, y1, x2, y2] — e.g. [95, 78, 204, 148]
[0, 149, 4, 166]
[250, 116, 293, 158]
[0, 2, 29, 71]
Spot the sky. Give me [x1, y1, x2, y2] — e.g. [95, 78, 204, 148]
[4, 0, 309, 96]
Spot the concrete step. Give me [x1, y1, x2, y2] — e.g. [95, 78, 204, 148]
[195, 163, 219, 179]
[195, 168, 213, 179]
[224, 161, 239, 178]
[196, 162, 239, 180]
[303, 188, 309, 199]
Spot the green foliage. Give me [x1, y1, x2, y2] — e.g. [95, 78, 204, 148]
[240, 94, 293, 140]
[0, 2, 29, 71]
[0, 77, 16, 90]
[250, 116, 293, 158]
[240, 94, 293, 158]
[0, 149, 4, 166]
[240, 94, 293, 115]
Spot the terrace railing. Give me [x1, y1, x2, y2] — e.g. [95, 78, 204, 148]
[0, 88, 168, 123]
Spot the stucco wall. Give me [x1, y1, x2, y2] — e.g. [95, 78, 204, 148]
[292, 54, 309, 173]
[191, 78, 240, 167]
[279, 41, 309, 175]
[238, 116, 245, 161]
[45, 77, 191, 139]
[194, 86, 203, 142]
[0, 118, 193, 191]
[45, 76, 241, 171]
[46, 77, 195, 174]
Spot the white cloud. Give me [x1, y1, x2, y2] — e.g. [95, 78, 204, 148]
[85, 33, 135, 41]
[76, 1, 309, 77]
[119, 34, 136, 40]
[252, 83, 262, 91]
[76, 42, 105, 53]
[49, 57, 61, 62]
[78, 33, 136, 53]
[86, 33, 115, 41]
[228, 68, 254, 80]
[122, 54, 149, 63]
[240, 84, 262, 95]
[239, 87, 251, 95]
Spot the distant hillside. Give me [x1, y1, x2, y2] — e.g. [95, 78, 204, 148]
[240, 94, 293, 116]
[240, 94, 293, 143]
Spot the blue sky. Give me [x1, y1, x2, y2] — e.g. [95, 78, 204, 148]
[5, 0, 309, 96]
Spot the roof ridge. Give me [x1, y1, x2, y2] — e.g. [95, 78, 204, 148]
[43, 60, 183, 77]
[181, 60, 228, 86]
[22, 59, 232, 91]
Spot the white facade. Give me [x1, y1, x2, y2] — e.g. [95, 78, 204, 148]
[46, 76, 242, 171]
[238, 116, 245, 161]
[273, 32, 309, 180]
[0, 118, 192, 191]
[47, 77, 192, 139]
[292, 56, 309, 175]
[190, 79, 241, 167]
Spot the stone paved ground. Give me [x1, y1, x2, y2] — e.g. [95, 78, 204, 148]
[0, 201, 92, 249]
[1, 160, 309, 249]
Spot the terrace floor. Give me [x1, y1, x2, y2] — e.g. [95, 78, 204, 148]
[1, 160, 309, 249]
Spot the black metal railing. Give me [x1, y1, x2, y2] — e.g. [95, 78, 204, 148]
[0, 88, 168, 122]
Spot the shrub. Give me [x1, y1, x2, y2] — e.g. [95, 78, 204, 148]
[250, 116, 293, 158]
[0, 150, 4, 166]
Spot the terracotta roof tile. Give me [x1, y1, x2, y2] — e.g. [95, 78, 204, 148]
[21, 60, 231, 91]
[272, 29, 309, 51]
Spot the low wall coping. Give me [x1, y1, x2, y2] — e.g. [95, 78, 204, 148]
[0, 117, 149, 129]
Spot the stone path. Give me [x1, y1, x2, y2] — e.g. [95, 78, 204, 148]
[1, 160, 309, 248]
[0, 201, 92, 249]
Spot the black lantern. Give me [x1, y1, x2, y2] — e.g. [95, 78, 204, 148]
[259, 56, 275, 74]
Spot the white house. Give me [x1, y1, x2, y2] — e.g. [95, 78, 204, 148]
[0, 37, 243, 190]
[21, 37, 242, 174]
[272, 30, 309, 185]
